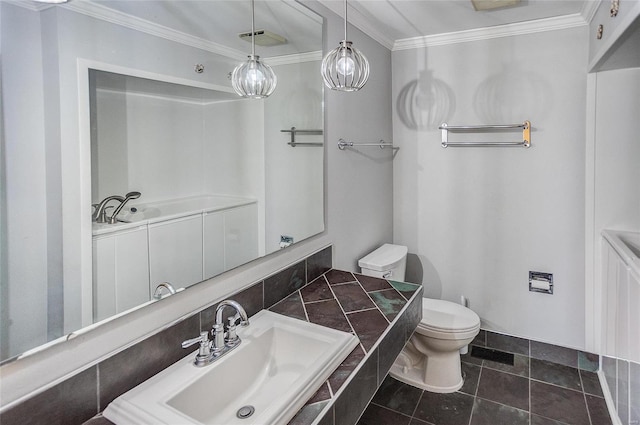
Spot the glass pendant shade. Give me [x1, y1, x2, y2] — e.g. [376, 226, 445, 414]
[231, 0, 277, 99]
[321, 0, 369, 92]
[231, 54, 277, 99]
[321, 40, 369, 91]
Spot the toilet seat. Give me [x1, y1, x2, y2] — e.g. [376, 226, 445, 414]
[416, 299, 480, 340]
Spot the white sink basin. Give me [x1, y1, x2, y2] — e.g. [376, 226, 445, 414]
[103, 310, 359, 425]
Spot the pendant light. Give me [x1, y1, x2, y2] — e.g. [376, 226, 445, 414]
[231, 0, 277, 98]
[321, 0, 369, 91]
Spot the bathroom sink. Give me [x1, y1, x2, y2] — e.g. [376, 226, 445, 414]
[103, 310, 359, 425]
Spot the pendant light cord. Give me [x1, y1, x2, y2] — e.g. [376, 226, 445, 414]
[251, 0, 256, 57]
[343, 0, 348, 41]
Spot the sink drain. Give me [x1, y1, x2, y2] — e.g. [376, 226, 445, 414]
[236, 405, 255, 419]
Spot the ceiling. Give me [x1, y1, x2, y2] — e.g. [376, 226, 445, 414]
[37, 0, 596, 55]
[317, 0, 595, 49]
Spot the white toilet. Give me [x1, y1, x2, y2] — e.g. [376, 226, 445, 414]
[359, 244, 481, 393]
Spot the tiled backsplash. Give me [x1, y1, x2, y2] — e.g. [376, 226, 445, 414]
[0, 246, 332, 425]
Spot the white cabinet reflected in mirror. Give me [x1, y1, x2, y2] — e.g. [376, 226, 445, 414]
[1, 0, 323, 363]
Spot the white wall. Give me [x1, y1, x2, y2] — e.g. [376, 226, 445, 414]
[92, 89, 263, 205]
[94, 89, 204, 202]
[392, 26, 588, 349]
[1, 4, 50, 358]
[264, 60, 324, 253]
[203, 100, 265, 200]
[323, 11, 394, 271]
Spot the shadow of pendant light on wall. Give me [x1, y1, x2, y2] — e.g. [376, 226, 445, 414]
[321, 0, 369, 91]
[231, 0, 277, 98]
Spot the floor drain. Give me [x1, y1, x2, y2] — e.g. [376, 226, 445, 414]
[237, 405, 255, 419]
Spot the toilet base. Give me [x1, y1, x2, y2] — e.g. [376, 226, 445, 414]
[389, 361, 464, 393]
[388, 338, 466, 393]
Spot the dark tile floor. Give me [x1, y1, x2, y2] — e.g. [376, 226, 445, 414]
[358, 344, 613, 425]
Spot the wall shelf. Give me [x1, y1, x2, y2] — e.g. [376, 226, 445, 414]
[281, 127, 323, 147]
[438, 121, 531, 148]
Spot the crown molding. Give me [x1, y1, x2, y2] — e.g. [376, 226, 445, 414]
[60, 1, 247, 61]
[4, 0, 52, 12]
[264, 50, 322, 66]
[393, 13, 587, 51]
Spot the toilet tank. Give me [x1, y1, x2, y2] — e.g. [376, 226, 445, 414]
[358, 244, 408, 281]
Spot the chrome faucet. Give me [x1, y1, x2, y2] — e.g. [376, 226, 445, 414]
[212, 299, 249, 354]
[181, 299, 250, 367]
[91, 191, 141, 224]
[92, 195, 124, 223]
[153, 282, 177, 300]
[108, 191, 141, 224]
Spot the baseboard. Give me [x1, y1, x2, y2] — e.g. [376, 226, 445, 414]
[597, 368, 623, 425]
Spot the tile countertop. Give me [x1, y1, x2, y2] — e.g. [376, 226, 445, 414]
[86, 269, 423, 425]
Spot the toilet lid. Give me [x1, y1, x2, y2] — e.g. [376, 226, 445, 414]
[420, 298, 480, 332]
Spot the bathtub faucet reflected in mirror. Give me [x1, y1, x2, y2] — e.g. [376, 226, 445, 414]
[108, 191, 141, 224]
[92, 191, 141, 224]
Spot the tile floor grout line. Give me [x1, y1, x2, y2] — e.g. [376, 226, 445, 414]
[529, 376, 592, 393]
[580, 369, 595, 425]
[408, 387, 424, 422]
[529, 351, 532, 415]
[467, 393, 476, 425]
[475, 365, 483, 398]
[369, 401, 413, 421]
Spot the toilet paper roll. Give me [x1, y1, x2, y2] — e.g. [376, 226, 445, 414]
[530, 279, 551, 291]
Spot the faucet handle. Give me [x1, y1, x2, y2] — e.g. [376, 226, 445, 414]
[99, 206, 114, 223]
[182, 331, 209, 349]
[226, 317, 240, 346]
[182, 331, 212, 366]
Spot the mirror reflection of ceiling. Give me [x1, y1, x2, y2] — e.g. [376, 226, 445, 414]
[85, 0, 323, 58]
[93, 70, 240, 103]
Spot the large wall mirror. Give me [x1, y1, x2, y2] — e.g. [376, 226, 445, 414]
[0, 0, 324, 363]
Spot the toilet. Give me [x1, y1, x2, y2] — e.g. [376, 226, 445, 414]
[359, 244, 481, 393]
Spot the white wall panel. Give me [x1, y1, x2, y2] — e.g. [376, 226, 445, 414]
[392, 26, 588, 348]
